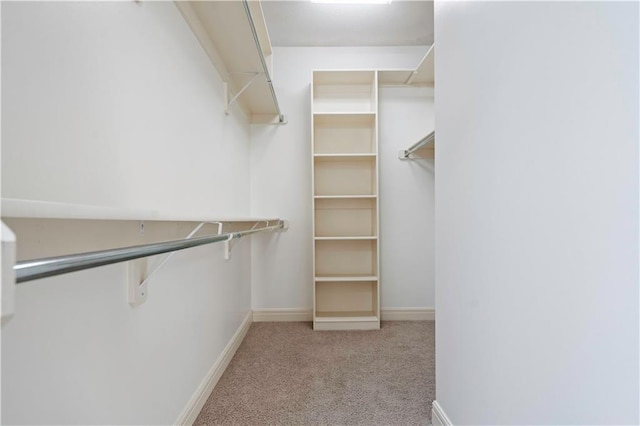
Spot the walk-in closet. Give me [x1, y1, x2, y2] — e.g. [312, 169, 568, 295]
[2, 1, 638, 425]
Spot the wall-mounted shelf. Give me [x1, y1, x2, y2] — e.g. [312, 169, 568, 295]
[313, 153, 377, 159]
[314, 237, 377, 241]
[0, 198, 278, 223]
[175, 1, 285, 123]
[378, 44, 435, 86]
[399, 130, 435, 160]
[1, 198, 289, 323]
[315, 276, 378, 282]
[1, 198, 157, 221]
[313, 195, 377, 199]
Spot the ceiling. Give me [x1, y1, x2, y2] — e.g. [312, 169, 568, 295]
[261, 1, 434, 47]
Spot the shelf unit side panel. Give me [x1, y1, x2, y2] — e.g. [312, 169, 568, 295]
[311, 73, 318, 321]
[373, 71, 381, 320]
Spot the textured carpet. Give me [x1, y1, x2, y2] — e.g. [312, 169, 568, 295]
[195, 321, 435, 425]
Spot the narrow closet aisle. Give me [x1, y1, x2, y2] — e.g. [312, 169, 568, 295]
[1, 1, 435, 424]
[222, 2, 437, 421]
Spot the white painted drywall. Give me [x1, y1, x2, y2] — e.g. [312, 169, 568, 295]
[250, 46, 435, 311]
[1, 2, 254, 424]
[435, 1, 639, 424]
[2, 220, 253, 425]
[379, 87, 434, 308]
[1, 1, 250, 219]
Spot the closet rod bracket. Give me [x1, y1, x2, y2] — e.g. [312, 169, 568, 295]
[129, 221, 224, 305]
[224, 73, 263, 115]
[224, 219, 288, 260]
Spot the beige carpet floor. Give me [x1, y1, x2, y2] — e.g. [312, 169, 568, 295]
[195, 321, 435, 425]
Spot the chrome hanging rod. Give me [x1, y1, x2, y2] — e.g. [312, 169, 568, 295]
[14, 220, 285, 284]
[241, 0, 285, 124]
[400, 131, 435, 159]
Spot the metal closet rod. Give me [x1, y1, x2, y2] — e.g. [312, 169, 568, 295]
[402, 131, 435, 158]
[241, 0, 285, 123]
[14, 220, 285, 284]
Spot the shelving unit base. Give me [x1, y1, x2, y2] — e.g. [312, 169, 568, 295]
[314, 317, 380, 331]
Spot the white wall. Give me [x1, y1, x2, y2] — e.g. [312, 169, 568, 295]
[1, 2, 254, 424]
[1, 1, 250, 219]
[249, 46, 435, 311]
[435, 1, 639, 424]
[379, 87, 434, 308]
[2, 220, 252, 425]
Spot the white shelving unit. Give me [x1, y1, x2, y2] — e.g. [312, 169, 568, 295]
[311, 70, 380, 331]
[175, 1, 284, 123]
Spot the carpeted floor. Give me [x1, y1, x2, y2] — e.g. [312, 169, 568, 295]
[195, 321, 435, 425]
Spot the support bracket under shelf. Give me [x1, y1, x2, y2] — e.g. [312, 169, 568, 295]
[224, 73, 263, 115]
[129, 221, 224, 305]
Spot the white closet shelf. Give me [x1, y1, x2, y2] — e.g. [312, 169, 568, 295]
[313, 154, 377, 163]
[0, 198, 279, 223]
[313, 153, 376, 158]
[175, 1, 283, 122]
[314, 237, 377, 241]
[314, 195, 377, 199]
[312, 70, 376, 86]
[315, 276, 378, 282]
[315, 195, 377, 199]
[313, 113, 375, 122]
[378, 44, 434, 86]
[313, 112, 376, 116]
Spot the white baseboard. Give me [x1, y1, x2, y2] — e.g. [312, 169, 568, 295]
[252, 308, 312, 322]
[432, 401, 453, 426]
[381, 307, 435, 321]
[252, 308, 435, 322]
[175, 311, 253, 426]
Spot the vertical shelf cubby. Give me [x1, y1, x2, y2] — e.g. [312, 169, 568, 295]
[311, 70, 380, 331]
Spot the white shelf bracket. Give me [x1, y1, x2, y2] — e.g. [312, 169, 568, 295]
[128, 221, 224, 305]
[224, 220, 264, 261]
[224, 219, 287, 260]
[277, 219, 289, 231]
[398, 149, 411, 160]
[224, 239, 233, 261]
[128, 258, 148, 306]
[224, 73, 263, 115]
[2, 221, 17, 325]
[405, 70, 418, 85]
